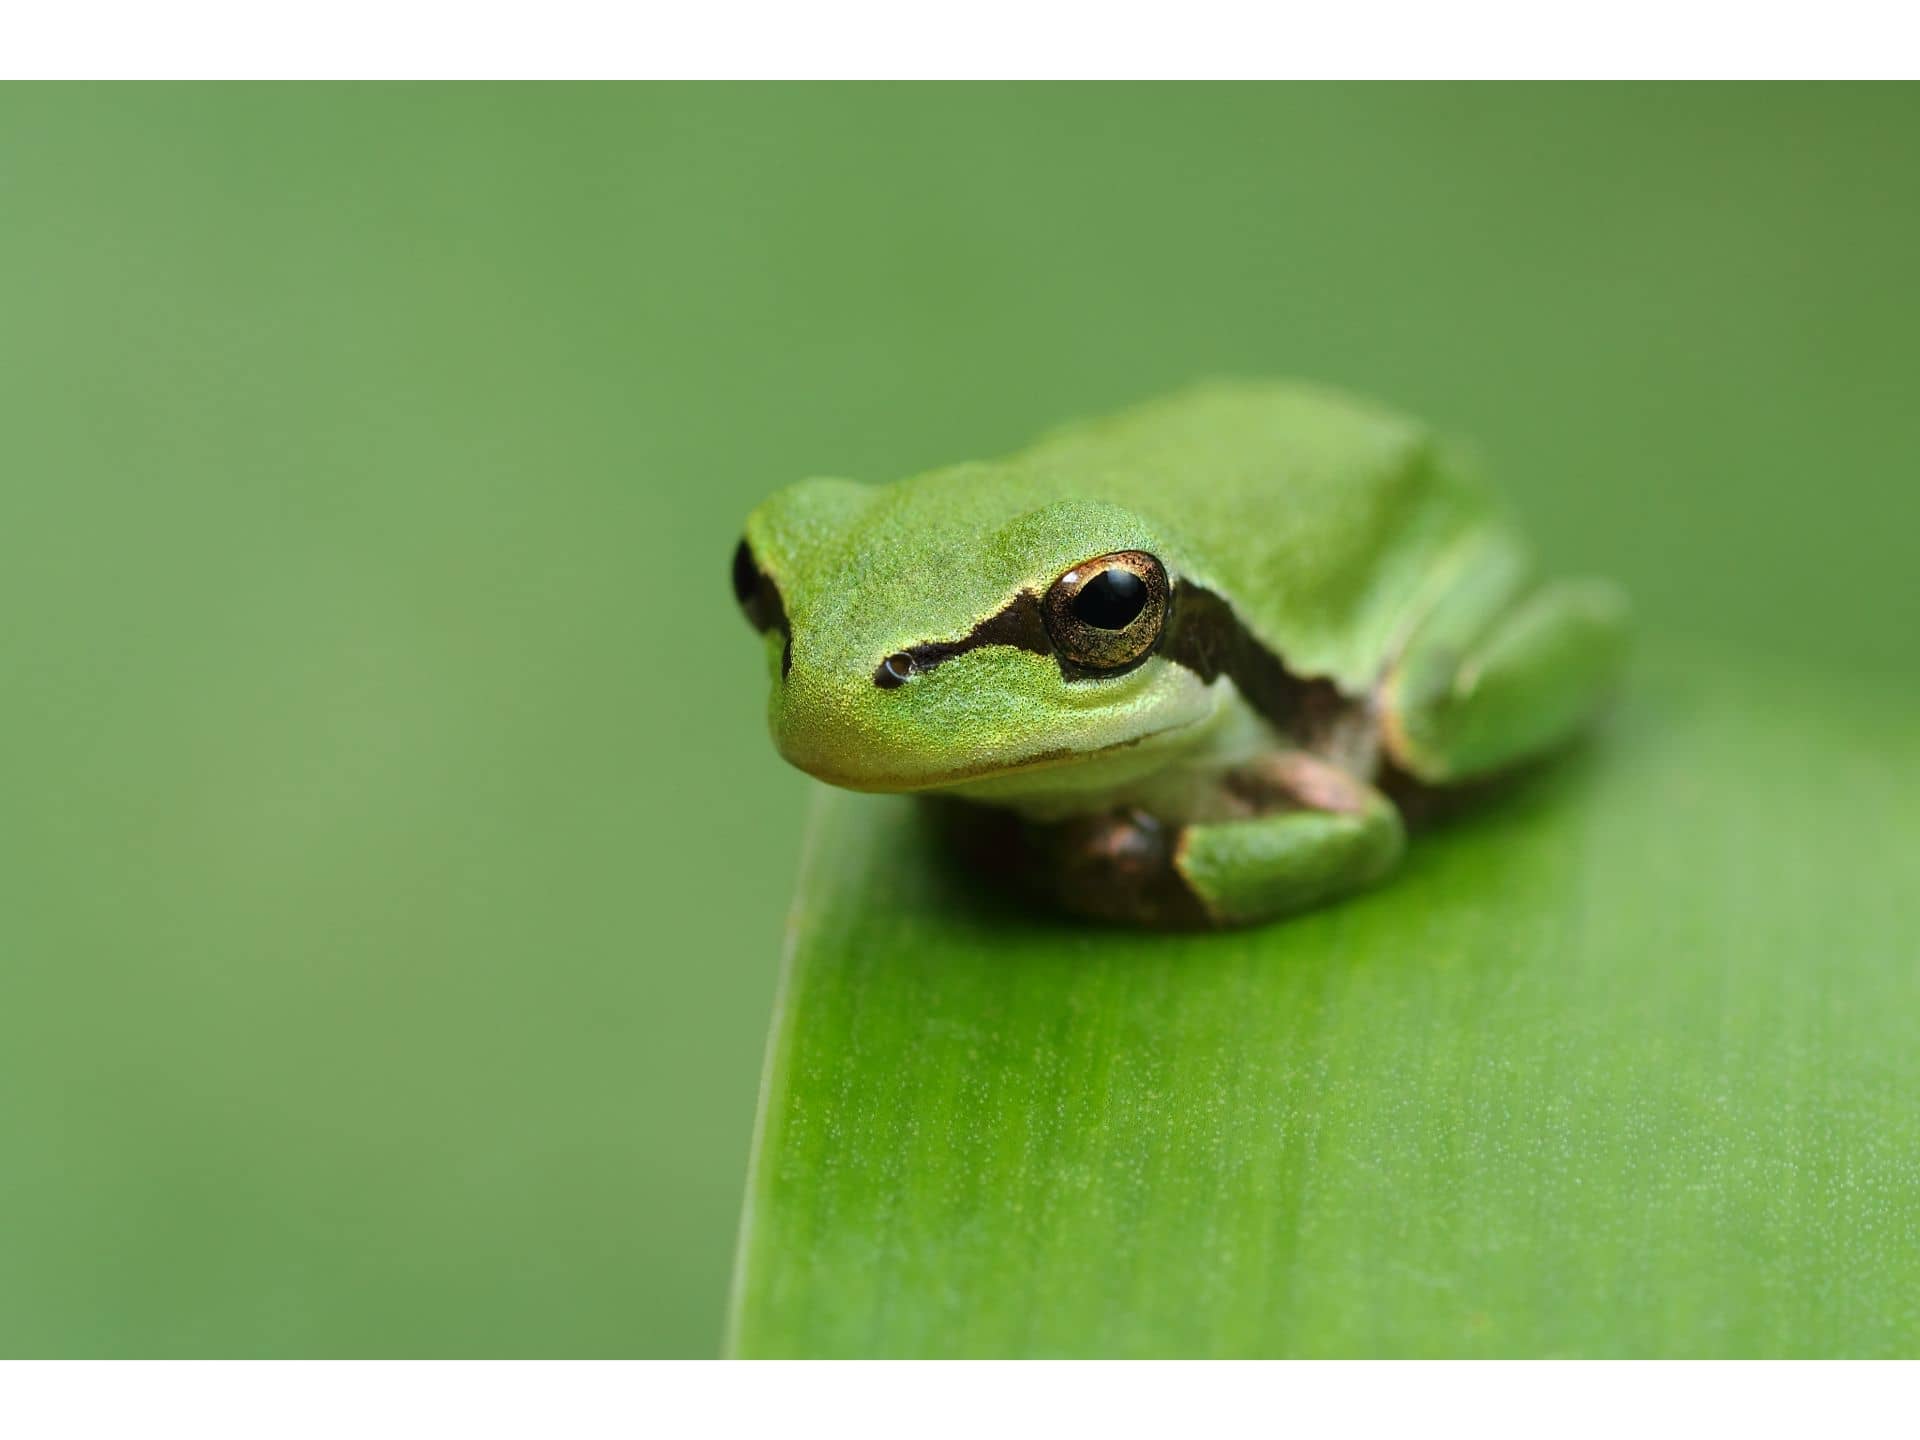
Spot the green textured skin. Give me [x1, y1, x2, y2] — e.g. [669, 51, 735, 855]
[744, 380, 1508, 787]
[741, 380, 1628, 923]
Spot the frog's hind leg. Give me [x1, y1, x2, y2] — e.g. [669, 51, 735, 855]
[1382, 538, 1630, 784]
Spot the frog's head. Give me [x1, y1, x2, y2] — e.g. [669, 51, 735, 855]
[731, 465, 1226, 794]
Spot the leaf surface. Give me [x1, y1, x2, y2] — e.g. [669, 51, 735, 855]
[729, 658, 1920, 1357]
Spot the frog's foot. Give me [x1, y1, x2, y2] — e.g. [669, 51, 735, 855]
[1171, 755, 1405, 927]
[1383, 577, 1630, 784]
[1031, 752, 1405, 929]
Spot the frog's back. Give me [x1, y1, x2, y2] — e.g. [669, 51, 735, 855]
[1016, 379, 1517, 692]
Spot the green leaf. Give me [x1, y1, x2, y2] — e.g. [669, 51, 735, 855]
[727, 655, 1920, 1358]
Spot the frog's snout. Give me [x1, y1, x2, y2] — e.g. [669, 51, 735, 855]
[767, 646, 914, 792]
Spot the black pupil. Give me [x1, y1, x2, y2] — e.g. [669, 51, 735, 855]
[731, 540, 760, 607]
[1070, 566, 1148, 629]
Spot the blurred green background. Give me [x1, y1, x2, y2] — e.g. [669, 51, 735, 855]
[3, 84, 1917, 1356]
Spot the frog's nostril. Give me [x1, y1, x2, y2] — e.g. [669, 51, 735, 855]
[781, 634, 793, 679]
[875, 652, 916, 689]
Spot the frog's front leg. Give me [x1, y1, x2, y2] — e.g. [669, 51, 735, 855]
[1040, 752, 1406, 929]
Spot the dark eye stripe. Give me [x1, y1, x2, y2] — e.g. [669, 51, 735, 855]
[870, 592, 1050, 688]
[872, 553, 1177, 689]
[864, 568, 1347, 735]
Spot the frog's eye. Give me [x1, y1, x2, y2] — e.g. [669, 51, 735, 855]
[1042, 550, 1168, 673]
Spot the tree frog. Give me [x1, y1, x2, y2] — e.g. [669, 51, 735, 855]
[733, 380, 1628, 927]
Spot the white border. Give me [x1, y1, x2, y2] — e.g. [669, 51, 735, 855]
[2, 2, 1917, 79]
[2, 1358, 1915, 1439]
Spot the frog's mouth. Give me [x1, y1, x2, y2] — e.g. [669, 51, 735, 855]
[797, 725, 1175, 795]
[772, 634, 1237, 797]
[790, 678, 1242, 799]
